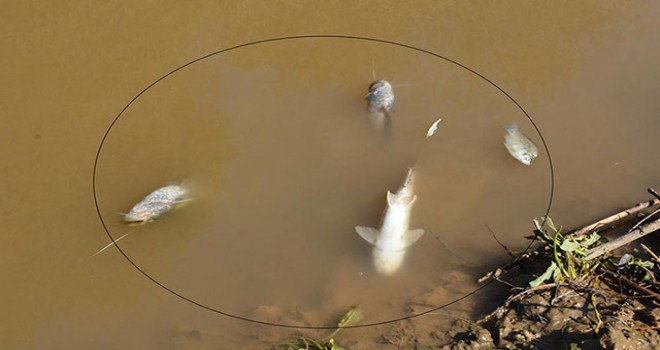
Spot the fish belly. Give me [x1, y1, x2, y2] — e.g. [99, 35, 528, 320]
[373, 247, 405, 275]
[373, 205, 409, 275]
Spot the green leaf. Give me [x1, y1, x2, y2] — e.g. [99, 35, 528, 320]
[636, 260, 655, 269]
[337, 305, 364, 328]
[560, 239, 580, 252]
[583, 233, 601, 247]
[530, 262, 558, 287]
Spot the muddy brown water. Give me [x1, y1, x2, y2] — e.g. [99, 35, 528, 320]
[2, 2, 659, 349]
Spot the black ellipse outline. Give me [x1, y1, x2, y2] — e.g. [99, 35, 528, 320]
[93, 35, 554, 330]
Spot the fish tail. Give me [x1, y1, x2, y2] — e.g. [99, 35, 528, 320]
[502, 122, 519, 134]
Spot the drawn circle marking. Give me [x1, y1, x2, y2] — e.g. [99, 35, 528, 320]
[92, 35, 554, 329]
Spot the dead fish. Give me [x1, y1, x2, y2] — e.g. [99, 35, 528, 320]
[366, 80, 395, 114]
[502, 122, 538, 165]
[355, 168, 425, 275]
[92, 184, 192, 256]
[365, 80, 394, 134]
[124, 184, 191, 223]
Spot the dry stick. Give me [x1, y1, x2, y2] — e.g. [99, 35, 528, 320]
[478, 197, 660, 283]
[601, 270, 660, 304]
[476, 283, 559, 324]
[649, 187, 660, 201]
[485, 224, 515, 258]
[640, 243, 660, 264]
[567, 199, 660, 238]
[584, 218, 660, 261]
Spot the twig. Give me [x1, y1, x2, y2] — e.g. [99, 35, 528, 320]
[649, 188, 660, 201]
[476, 283, 559, 324]
[567, 199, 660, 238]
[628, 207, 660, 233]
[434, 236, 474, 266]
[601, 270, 660, 304]
[640, 243, 660, 264]
[486, 224, 515, 258]
[583, 218, 660, 261]
[92, 231, 134, 257]
[477, 247, 545, 283]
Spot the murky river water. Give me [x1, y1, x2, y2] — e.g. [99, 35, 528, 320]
[2, 2, 659, 349]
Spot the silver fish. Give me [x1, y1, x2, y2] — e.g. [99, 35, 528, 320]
[365, 80, 394, 134]
[124, 184, 191, 223]
[502, 122, 538, 166]
[355, 168, 425, 275]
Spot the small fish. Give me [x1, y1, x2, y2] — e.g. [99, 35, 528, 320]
[365, 80, 394, 134]
[355, 168, 425, 275]
[502, 122, 538, 166]
[124, 184, 191, 223]
[426, 118, 442, 138]
[365, 80, 395, 114]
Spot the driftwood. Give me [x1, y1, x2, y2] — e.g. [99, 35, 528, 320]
[584, 218, 660, 261]
[641, 243, 660, 264]
[566, 198, 660, 238]
[478, 191, 659, 283]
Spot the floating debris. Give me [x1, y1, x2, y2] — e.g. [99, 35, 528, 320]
[502, 122, 538, 165]
[124, 184, 191, 223]
[426, 118, 442, 138]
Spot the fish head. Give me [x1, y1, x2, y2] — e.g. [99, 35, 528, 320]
[365, 80, 394, 104]
[123, 209, 155, 223]
[520, 152, 537, 166]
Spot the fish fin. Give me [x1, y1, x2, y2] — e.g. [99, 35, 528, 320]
[403, 229, 425, 248]
[173, 197, 193, 204]
[355, 226, 379, 245]
[386, 191, 396, 205]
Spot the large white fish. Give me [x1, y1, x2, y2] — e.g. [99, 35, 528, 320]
[355, 168, 425, 275]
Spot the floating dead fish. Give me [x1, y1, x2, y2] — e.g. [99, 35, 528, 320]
[93, 184, 191, 256]
[124, 184, 191, 223]
[502, 122, 538, 166]
[355, 168, 425, 275]
[365, 80, 395, 134]
[365, 80, 395, 114]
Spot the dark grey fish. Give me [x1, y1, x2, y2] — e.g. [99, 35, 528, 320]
[365, 80, 395, 135]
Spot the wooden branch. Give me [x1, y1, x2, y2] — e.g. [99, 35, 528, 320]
[567, 199, 660, 238]
[641, 243, 660, 264]
[601, 270, 660, 304]
[584, 218, 660, 261]
[649, 188, 660, 201]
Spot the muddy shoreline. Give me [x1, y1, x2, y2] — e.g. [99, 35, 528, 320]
[256, 197, 660, 350]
